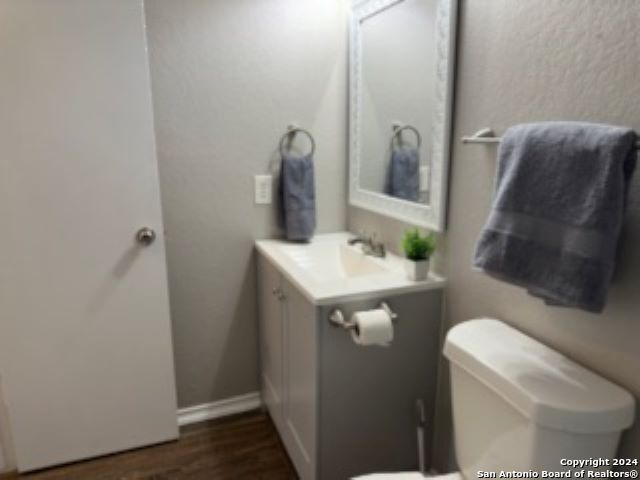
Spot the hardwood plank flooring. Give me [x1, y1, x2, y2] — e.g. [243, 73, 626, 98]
[1, 412, 298, 480]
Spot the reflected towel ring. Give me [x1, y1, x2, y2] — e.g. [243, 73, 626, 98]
[391, 124, 422, 149]
[279, 126, 316, 157]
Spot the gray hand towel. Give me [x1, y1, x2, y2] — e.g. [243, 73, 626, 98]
[473, 122, 637, 313]
[278, 152, 316, 242]
[385, 146, 420, 202]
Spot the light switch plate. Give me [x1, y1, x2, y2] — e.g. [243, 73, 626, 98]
[254, 175, 272, 204]
[419, 165, 430, 192]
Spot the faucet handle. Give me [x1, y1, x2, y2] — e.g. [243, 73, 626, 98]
[371, 233, 386, 257]
[348, 230, 368, 246]
[371, 232, 383, 247]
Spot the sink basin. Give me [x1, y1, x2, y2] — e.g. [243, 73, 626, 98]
[276, 242, 390, 280]
[256, 232, 446, 305]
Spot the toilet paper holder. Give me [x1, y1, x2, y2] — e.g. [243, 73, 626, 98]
[328, 302, 398, 330]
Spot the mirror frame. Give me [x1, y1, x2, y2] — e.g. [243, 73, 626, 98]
[348, 0, 457, 231]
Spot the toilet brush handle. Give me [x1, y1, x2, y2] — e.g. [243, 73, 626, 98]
[416, 399, 426, 476]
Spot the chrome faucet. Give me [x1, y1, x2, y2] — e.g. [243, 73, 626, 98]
[348, 232, 386, 258]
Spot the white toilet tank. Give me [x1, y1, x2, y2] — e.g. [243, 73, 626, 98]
[443, 319, 635, 478]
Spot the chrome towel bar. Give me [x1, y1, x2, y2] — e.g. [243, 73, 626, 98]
[462, 127, 640, 149]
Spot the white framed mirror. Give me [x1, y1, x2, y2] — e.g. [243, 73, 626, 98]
[349, 0, 457, 231]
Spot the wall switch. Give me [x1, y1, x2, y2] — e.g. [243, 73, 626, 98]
[254, 175, 273, 204]
[419, 165, 430, 192]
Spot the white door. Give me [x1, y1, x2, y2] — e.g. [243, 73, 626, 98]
[0, 0, 178, 472]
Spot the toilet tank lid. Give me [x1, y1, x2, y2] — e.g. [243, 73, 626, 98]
[443, 318, 635, 434]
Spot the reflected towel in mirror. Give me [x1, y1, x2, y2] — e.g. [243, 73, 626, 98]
[385, 146, 420, 202]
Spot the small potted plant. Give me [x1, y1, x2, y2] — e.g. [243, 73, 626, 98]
[402, 229, 436, 281]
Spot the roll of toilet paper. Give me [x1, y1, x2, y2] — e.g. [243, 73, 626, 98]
[350, 308, 394, 346]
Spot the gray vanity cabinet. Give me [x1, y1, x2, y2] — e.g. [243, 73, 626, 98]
[258, 255, 317, 480]
[258, 254, 286, 431]
[316, 292, 443, 479]
[257, 253, 444, 480]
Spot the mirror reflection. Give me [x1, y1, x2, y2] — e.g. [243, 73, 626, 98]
[357, 0, 438, 205]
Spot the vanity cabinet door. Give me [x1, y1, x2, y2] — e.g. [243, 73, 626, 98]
[257, 256, 285, 433]
[281, 279, 317, 480]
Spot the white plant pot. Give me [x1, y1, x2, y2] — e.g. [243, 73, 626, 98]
[404, 258, 430, 281]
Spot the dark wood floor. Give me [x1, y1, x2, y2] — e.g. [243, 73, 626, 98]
[1, 412, 298, 480]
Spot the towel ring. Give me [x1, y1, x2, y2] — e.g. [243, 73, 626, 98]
[391, 124, 422, 149]
[279, 126, 316, 157]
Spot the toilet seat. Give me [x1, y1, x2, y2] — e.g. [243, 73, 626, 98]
[353, 471, 463, 480]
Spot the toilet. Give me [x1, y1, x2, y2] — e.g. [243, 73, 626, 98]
[356, 318, 635, 480]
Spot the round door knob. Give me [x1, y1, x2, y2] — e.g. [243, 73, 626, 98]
[136, 227, 156, 246]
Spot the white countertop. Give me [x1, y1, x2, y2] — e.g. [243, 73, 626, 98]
[255, 232, 446, 306]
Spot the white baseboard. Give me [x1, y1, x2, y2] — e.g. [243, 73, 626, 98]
[177, 392, 262, 427]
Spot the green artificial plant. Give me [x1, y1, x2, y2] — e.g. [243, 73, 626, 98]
[402, 229, 436, 262]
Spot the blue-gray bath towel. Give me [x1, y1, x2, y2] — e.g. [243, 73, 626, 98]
[473, 122, 636, 313]
[278, 152, 316, 241]
[386, 146, 420, 202]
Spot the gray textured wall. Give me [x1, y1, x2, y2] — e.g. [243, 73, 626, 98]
[350, 0, 640, 464]
[145, 0, 349, 408]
